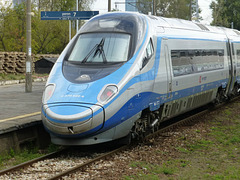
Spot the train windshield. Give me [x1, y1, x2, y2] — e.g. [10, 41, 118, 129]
[68, 33, 131, 63]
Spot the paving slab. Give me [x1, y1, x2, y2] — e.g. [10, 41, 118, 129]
[0, 82, 46, 134]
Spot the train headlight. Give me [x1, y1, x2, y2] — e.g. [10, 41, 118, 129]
[98, 85, 118, 104]
[42, 84, 55, 104]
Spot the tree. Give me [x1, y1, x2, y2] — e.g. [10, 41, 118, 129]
[32, 0, 95, 54]
[0, 3, 27, 52]
[32, 14, 69, 54]
[36, 0, 94, 11]
[0, 0, 95, 54]
[163, 0, 192, 20]
[136, 0, 201, 21]
[210, 0, 240, 30]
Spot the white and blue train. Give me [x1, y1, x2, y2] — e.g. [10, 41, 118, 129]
[41, 12, 240, 145]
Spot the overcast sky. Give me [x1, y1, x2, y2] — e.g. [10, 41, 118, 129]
[91, 0, 214, 25]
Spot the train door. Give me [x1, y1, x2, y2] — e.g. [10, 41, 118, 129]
[232, 42, 237, 87]
[226, 40, 236, 96]
[164, 42, 173, 99]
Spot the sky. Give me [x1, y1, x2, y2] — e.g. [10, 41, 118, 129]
[91, 0, 214, 25]
[198, 0, 214, 24]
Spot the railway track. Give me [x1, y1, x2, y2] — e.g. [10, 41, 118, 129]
[0, 144, 128, 179]
[0, 96, 239, 179]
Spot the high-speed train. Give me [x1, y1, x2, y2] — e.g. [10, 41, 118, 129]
[41, 12, 240, 145]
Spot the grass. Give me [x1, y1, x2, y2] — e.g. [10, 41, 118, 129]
[0, 73, 25, 81]
[124, 102, 240, 180]
[0, 73, 48, 81]
[0, 148, 42, 170]
[0, 143, 60, 170]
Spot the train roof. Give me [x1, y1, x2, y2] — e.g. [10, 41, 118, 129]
[147, 14, 240, 37]
[91, 12, 240, 38]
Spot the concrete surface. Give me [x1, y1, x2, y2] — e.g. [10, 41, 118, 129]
[0, 81, 46, 134]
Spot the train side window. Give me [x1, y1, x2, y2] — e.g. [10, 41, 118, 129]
[171, 49, 224, 76]
[142, 39, 154, 69]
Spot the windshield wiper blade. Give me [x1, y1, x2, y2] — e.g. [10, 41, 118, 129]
[82, 38, 107, 64]
[93, 38, 107, 63]
[81, 44, 98, 63]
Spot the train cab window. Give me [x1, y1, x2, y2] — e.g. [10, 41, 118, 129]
[141, 39, 154, 69]
[67, 33, 131, 63]
[63, 33, 132, 83]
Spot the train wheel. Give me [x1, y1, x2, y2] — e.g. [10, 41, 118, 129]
[147, 112, 160, 133]
[215, 88, 226, 104]
[232, 84, 240, 97]
[131, 119, 147, 140]
[119, 133, 132, 145]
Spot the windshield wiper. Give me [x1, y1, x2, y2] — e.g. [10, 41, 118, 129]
[93, 38, 107, 63]
[81, 38, 107, 64]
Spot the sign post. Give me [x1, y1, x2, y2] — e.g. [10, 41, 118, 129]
[76, 0, 79, 31]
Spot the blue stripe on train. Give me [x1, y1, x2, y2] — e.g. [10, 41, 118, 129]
[45, 77, 228, 138]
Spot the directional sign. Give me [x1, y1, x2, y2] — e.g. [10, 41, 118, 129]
[41, 11, 99, 20]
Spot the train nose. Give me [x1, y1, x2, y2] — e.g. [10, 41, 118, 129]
[42, 103, 104, 136]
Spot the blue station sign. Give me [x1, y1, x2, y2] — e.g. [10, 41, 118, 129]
[41, 11, 99, 20]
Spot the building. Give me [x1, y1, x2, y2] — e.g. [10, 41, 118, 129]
[125, 0, 138, 12]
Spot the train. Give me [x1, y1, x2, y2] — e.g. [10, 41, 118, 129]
[41, 12, 240, 145]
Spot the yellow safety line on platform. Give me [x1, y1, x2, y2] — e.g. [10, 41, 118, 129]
[0, 111, 41, 123]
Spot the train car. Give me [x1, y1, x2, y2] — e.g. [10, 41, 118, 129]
[41, 12, 240, 145]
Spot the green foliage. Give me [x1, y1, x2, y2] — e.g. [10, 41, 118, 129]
[0, 147, 42, 170]
[0, 143, 61, 170]
[210, 0, 240, 30]
[47, 143, 61, 153]
[32, 13, 70, 54]
[0, 73, 25, 80]
[136, 0, 201, 20]
[176, 146, 190, 153]
[224, 109, 232, 116]
[128, 160, 179, 178]
[0, 73, 47, 81]
[38, 0, 94, 11]
[0, 0, 94, 54]
[187, 140, 213, 151]
[124, 174, 159, 180]
[0, 3, 27, 52]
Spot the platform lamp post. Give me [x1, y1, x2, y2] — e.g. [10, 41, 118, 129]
[26, 0, 32, 92]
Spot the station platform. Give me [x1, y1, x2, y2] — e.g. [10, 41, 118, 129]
[0, 81, 46, 134]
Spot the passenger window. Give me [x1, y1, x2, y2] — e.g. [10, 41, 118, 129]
[171, 49, 225, 76]
[142, 39, 154, 69]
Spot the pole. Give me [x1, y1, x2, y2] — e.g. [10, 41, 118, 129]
[69, 20, 71, 42]
[26, 0, 32, 93]
[152, 0, 155, 15]
[76, 0, 78, 32]
[189, 0, 192, 21]
[196, 0, 199, 22]
[108, 0, 111, 12]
